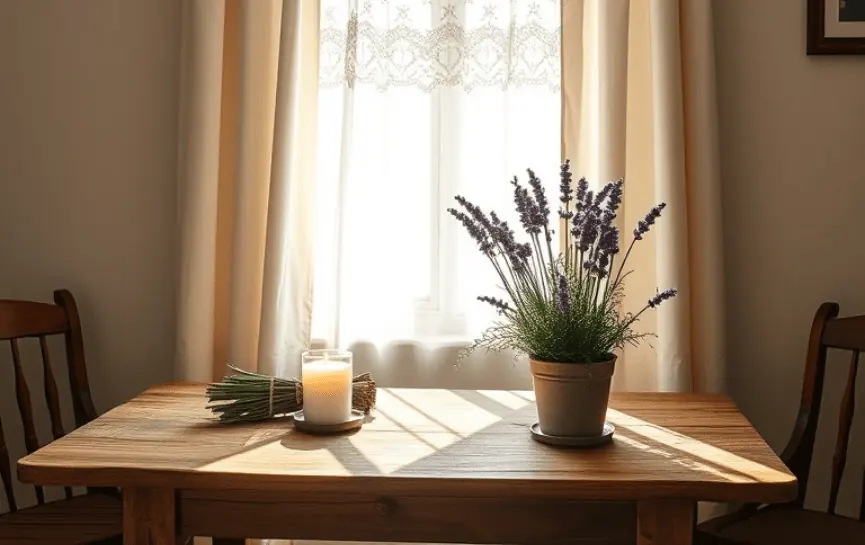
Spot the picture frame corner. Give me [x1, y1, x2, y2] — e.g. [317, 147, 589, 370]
[807, 0, 865, 55]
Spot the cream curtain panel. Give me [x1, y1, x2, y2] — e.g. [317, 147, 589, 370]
[562, 0, 725, 393]
[175, 0, 319, 382]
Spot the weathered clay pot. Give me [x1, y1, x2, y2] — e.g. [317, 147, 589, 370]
[530, 356, 616, 437]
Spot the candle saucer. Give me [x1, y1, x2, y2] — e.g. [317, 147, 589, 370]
[293, 409, 365, 435]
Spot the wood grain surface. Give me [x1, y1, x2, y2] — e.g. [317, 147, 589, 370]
[638, 500, 694, 545]
[18, 383, 797, 503]
[123, 487, 175, 544]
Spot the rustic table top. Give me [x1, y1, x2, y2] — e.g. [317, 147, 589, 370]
[19, 383, 796, 503]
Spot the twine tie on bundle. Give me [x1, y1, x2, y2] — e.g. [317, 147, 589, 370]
[268, 376, 275, 416]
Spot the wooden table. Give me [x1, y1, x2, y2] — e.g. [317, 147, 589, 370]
[18, 383, 796, 545]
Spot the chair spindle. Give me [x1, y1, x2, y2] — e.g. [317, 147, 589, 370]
[39, 335, 73, 499]
[10, 338, 45, 505]
[828, 349, 859, 515]
[0, 413, 16, 513]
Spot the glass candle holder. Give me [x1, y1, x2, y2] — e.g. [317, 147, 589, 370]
[301, 349, 353, 424]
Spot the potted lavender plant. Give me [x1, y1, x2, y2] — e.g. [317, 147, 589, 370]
[448, 161, 676, 441]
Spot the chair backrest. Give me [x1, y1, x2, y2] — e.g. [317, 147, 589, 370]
[0, 289, 98, 512]
[781, 302, 865, 519]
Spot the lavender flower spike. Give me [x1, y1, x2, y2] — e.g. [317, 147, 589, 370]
[575, 177, 589, 212]
[559, 160, 573, 205]
[577, 209, 600, 252]
[558, 161, 576, 220]
[648, 288, 678, 308]
[478, 296, 512, 315]
[633, 202, 667, 240]
[455, 195, 495, 234]
[511, 177, 543, 235]
[597, 225, 620, 257]
[595, 182, 613, 208]
[526, 168, 550, 217]
[447, 207, 493, 256]
[604, 179, 624, 220]
[557, 273, 571, 314]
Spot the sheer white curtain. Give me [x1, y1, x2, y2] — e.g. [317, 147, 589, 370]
[312, 0, 561, 379]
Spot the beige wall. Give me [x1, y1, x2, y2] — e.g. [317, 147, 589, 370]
[0, 0, 181, 412]
[714, 0, 865, 516]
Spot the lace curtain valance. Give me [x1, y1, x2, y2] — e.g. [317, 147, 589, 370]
[320, 0, 561, 91]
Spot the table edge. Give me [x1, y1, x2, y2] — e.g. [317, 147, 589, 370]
[18, 459, 798, 503]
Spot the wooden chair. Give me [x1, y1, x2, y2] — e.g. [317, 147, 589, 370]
[696, 302, 865, 545]
[0, 289, 123, 544]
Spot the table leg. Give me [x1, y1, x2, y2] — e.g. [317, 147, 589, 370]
[637, 500, 694, 545]
[123, 487, 176, 544]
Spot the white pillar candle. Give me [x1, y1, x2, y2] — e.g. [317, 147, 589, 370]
[301, 350, 352, 424]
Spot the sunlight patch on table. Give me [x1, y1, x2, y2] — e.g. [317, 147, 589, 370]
[607, 409, 792, 483]
[476, 390, 533, 410]
[369, 409, 461, 450]
[511, 390, 535, 402]
[348, 427, 437, 474]
[200, 439, 352, 476]
[373, 390, 456, 434]
[384, 389, 502, 436]
[613, 433, 755, 482]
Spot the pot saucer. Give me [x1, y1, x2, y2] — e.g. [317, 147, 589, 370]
[293, 409, 364, 435]
[529, 421, 615, 447]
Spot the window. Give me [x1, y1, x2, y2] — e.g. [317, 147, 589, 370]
[312, 0, 561, 350]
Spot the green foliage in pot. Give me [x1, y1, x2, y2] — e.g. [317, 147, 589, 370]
[448, 161, 676, 364]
